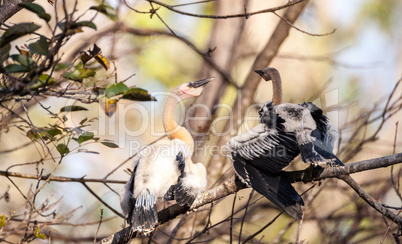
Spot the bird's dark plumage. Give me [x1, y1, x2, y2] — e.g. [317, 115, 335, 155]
[125, 165, 158, 233]
[299, 102, 343, 166]
[227, 104, 304, 219]
[227, 101, 343, 219]
[164, 152, 197, 206]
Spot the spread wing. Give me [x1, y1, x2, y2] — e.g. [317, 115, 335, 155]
[297, 134, 343, 166]
[227, 124, 300, 173]
[227, 124, 304, 219]
[297, 102, 343, 166]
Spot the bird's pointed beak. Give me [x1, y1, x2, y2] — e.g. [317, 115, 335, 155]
[255, 69, 264, 76]
[188, 77, 214, 88]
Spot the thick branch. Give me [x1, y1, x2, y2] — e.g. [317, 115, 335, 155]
[285, 153, 402, 183]
[0, 0, 35, 25]
[99, 153, 402, 244]
[340, 175, 402, 228]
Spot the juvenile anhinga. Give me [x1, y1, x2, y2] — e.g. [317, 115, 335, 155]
[121, 78, 213, 234]
[227, 67, 342, 219]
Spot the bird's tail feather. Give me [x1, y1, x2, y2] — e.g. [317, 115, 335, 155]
[245, 164, 304, 219]
[131, 190, 158, 234]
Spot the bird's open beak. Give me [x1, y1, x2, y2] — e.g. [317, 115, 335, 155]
[188, 77, 214, 88]
[255, 69, 264, 76]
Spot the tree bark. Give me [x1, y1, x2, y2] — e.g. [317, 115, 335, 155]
[98, 153, 402, 244]
[206, 0, 310, 182]
[0, 0, 35, 25]
[188, 0, 247, 140]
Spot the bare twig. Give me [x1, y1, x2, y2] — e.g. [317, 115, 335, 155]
[272, 11, 336, 37]
[94, 209, 104, 243]
[147, 0, 306, 19]
[0, 170, 125, 184]
[242, 212, 282, 243]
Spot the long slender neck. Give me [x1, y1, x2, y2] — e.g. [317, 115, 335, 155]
[270, 70, 283, 105]
[163, 91, 194, 152]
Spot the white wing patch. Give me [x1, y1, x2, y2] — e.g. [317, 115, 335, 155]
[227, 124, 279, 160]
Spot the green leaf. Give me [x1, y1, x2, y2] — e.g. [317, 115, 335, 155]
[30, 74, 57, 89]
[47, 128, 62, 137]
[56, 143, 69, 156]
[10, 54, 35, 68]
[63, 68, 96, 82]
[74, 21, 97, 30]
[78, 149, 99, 154]
[105, 83, 129, 98]
[79, 117, 88, 125]
[18, 2, 51, 22]
[57, 21, 96, 36]
[100, 141, 119, 148]
[0, 215, 6, 227]
[26, 129, 40, 140]
[60, 106, 88, 113]
[28, 36, 49, 56]
[75, 131, 94, 144]
[4, 64, 29, 73]
[38, 74, 56, 84]
[54, 62, 69, 71]
[122, 88, 157, 101]
[0, 23, 41, 48]
[90, 3, 118, 21]
[0, 43, 10, 62]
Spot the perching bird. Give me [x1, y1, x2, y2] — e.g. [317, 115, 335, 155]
[261, 101, 344, 167]
[121, 78, 213, 234]
[227, 67, 342, 219]
[254, 68, 343, 168]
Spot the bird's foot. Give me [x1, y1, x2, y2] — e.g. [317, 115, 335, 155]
[303, 163, 323, 183]
[326, 160, 337, 167]
[326, 157, 344, 167]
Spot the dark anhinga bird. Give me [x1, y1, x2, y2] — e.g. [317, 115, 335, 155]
[227, 67, 342, 219]
[120, 78, 213, 234]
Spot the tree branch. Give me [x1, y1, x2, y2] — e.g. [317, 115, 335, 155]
[285, 153, 402, 183]
[99, 153, 402, 244]
[0, 170, 125, 184]
[148, 0, 306, 19]
[0, 0, 35, 25]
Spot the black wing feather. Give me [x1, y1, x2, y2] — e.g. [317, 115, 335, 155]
[299, 102, 343, 166]
[299, 139, 344, 166]
[126, 165, 137, 226]
[244, 162, 304, 219]
[230, 127, 304, 220]
[235, 127, 300, 174]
